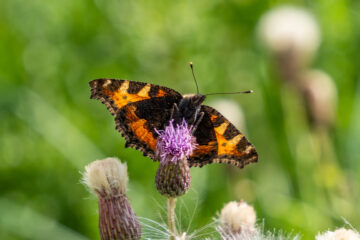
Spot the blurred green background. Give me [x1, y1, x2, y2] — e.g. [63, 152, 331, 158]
[1, 0, 360, 239]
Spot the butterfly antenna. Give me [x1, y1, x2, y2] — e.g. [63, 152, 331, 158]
[189, 62, 200, 94]
[205, 90, 253, 96]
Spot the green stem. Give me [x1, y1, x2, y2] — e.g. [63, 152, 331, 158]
[168, 197, 177, 240]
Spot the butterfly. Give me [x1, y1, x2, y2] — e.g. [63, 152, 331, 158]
[89, 79, 258, 168]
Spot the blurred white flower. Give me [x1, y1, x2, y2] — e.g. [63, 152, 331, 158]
[257, 6, 320, 66]
[300, 70, 337, 128]
[209, 99, 246, 132]
[316, 228, 360, 240]
[219, 201, 257, 237]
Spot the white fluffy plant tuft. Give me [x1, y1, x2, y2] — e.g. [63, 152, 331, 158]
[219, 201, 257, 237]
[83, 157, 128, 197]
[217, 201, 300, 240]
[316, 228, 360, 240]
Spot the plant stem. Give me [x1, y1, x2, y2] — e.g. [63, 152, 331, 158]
[168, 197, 177, 240]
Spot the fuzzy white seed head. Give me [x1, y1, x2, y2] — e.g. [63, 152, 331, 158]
[83, 157, 128, 198]
[219, 201, 257, 235]
[316, 228, 360, 240]
[258, 6, 320, 63]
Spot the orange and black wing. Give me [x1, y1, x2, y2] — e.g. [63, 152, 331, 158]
[89, 78, 182, 159]
[189, 105, 258, 168]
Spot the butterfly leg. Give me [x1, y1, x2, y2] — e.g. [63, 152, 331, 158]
[170, 103, 179, 119]
[192, 111, 204, 134]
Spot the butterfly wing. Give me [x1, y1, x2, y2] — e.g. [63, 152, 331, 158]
[116, 96, 182, 159]
[89, 78, 182, 159]
[189, 105, 258, 168]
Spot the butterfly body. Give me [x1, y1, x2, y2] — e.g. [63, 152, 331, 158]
[89, 79, 258, 168]
[171, 94, 205, 129]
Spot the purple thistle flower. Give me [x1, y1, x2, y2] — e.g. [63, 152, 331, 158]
[155, 119, 198, 164]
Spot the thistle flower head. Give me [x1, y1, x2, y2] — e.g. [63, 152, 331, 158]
[219, 201, 257, 237]
[83, 157, 128, 198]
[155, 119, 198, 164]
[316, 228, 360, 240]
[82, 158, 141, 240]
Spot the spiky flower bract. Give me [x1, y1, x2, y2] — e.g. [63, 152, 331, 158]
[154, 119, 197, 198]
[83, 157, 141, 240]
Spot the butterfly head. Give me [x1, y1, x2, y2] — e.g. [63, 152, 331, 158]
[172, 94, 205, 126]
[182, 94, 206, 105]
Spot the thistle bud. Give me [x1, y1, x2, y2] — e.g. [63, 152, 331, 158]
[316, 228, 360, 240]
[218, 201, 257, 238]
[154, 119, 197, 197]
[155, 156, 191, 197]
[83, 157, 141, 240]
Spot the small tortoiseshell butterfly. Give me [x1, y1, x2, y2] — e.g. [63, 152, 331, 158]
[89, 78, 258, 168]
